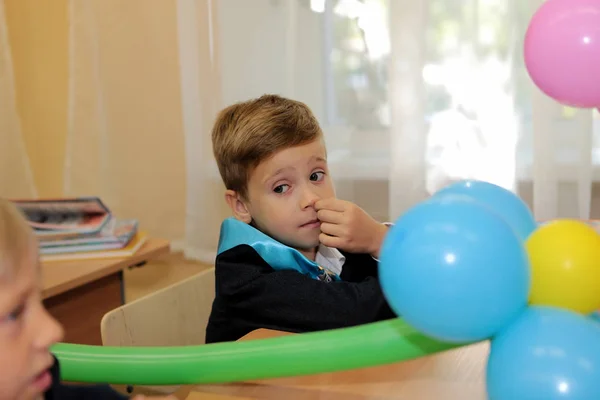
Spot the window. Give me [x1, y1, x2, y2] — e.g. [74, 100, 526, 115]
[312, 0, 600, 182]
[216, 0, 600, 184]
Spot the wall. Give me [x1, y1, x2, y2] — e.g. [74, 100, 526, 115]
[5, 0, 69, 198]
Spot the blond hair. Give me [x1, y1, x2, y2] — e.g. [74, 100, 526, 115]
[211, 94, 323, 198]
[0, 199, 35, 280]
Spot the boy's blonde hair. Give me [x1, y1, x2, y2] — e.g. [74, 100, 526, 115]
[0, 199, 34, 280]
[211, 94, 323, 198]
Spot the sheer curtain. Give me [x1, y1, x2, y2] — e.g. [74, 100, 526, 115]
[65, 0, 226, 263]
[216, 0, 598, 223]
[0, 0, 36, 198]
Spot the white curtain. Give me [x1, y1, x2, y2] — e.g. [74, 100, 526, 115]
[0, 1, 37, 198]
[215, 0, 598, 223]
[62, 0, 597, 263]
[65, 0, 226, 263]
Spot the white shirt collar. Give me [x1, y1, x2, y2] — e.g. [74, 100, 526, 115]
[315, 244, 346, 276]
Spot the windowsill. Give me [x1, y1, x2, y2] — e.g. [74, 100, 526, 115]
[208, 147, 600, 183]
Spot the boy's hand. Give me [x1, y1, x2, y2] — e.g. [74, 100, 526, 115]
[315, 198, 388, 257]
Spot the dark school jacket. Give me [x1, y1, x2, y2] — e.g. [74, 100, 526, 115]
[205, 218, 396, 343]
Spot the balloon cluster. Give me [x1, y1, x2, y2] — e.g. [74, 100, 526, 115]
[379, 180, 600, 400]
[374, 2, 600, 395]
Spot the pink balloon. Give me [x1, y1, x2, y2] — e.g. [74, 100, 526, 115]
[525, 0, 600, 108]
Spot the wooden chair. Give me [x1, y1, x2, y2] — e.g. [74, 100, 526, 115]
[100, 267, 216, 397]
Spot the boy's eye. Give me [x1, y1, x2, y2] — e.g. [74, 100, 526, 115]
[273, 184, 290, 194]
[310, 171, 325, 182]
[3, 303, 25, 324]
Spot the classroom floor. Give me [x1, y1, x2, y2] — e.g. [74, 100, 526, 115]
[123, 251, 213, 302]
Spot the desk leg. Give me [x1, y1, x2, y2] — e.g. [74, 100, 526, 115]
[119, 269, 126, 304]
[122, 260, 147, 304]
[44, 273, 124, 346]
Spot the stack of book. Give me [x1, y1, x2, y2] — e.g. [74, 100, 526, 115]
[12, 197, 147, 262]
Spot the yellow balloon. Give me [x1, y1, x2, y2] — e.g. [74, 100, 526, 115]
[526, 219, 600, 314]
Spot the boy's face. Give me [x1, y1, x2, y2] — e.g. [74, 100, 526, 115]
[0, 245, 64, 400]
[236, 139, 336, 254]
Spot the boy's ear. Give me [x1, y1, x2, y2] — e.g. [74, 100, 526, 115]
[225, 190, 252, 224]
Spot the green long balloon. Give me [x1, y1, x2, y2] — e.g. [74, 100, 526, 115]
[52, 319, 475, 385]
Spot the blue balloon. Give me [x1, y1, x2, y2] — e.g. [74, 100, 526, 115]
[487, 306, 600, 400]
[379, 195, 530, 343]
[433, 180, 537, 241]
[590, 311, 600, 324]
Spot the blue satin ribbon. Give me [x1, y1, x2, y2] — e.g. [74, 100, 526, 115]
[217, 217, 340, 281]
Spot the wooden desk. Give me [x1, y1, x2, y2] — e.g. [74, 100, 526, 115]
[42, 238, 170, 346]
[189, 329, 489, 400]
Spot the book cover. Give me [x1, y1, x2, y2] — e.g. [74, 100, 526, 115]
[12, 197, 112, 239]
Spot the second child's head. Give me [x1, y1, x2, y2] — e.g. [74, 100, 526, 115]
[0, 199, 64, 400]
[212, 94, 335, 256]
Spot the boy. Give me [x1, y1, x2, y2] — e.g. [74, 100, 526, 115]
[206, 94, 396, 344]
[0, 198, 173, 400]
